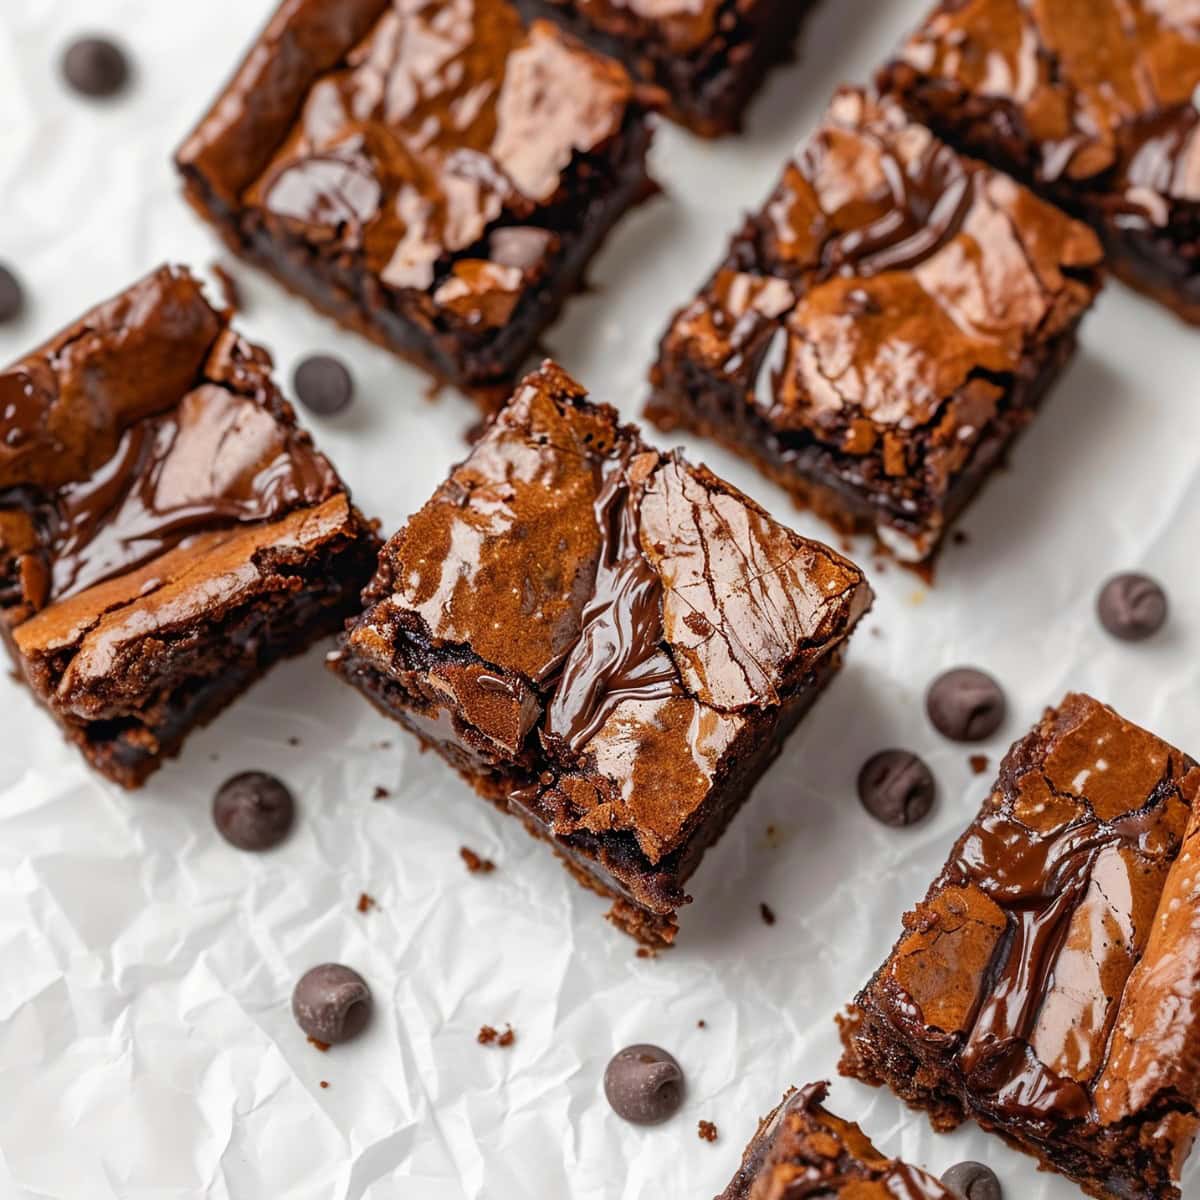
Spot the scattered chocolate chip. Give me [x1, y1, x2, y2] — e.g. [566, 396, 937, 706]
[61, 36, 130, 97]
[460, 846, 495, 874]
[926, 668, 1006, 742]
[292, 964, 372, 1045]
[0, 264, 24, 323]
[857, 750, 935, 827]
[1097, 572, 1168, 641]
[759, 902, 776, 926]
[293, 354, 354, 415]
[356, 892, 376, 914]
[698, 1120, 719, 1143]
[969, 754, 990, 776]
[604, 1045, 684, 1125]
[213, 771, 295, 851]
[941, 1161, 1002, 1200]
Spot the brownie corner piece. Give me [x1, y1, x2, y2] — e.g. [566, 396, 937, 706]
[719, 1080, 953, 1199]
[331, 358, 871, 944]
[0, 264, 379, 787]
[512, 0, 816, 136]
[175, 0, 656, 394]
[648, 86, 1104, 570]
[879, 0, 1200, 324]
[840, 691, 1200, 1200]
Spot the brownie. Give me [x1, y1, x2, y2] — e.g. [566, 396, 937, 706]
[176, 0, 656, 396]
[840, 693, 1200, 1200]
[0, 265, 379, 787]
[511, 0, 815, 136]
[881, 0, 1200, 325]
[719, 1082, 952, 1199]
[648, 88, 1104, 570]
[331, 360, 871, 945]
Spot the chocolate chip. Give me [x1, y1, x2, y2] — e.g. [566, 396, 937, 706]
[213, 771, 294, 851]
[293, 354, 354, 415]
[1097, 573, 1167, 641]
[292, 964, 372, 1044]
[604, 1044, 684, 1124]
[0, 265, 24, 323]
[941, 1161, 1002, 1200]
[857, 750, 935, 827]
[926, 667, 1006, 742]
[61, 37, 130, 98]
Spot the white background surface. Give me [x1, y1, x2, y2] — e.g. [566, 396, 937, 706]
[1, 2, 1198, 1197]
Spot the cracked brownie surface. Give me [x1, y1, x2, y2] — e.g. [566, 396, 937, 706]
[840, 692, 1200, 1200]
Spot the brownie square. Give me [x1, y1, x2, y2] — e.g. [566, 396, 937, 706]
[0, 265, 379, 787]
[840, 693, 1200, 1200]
[511, 0, 816, 136]
[719, 1082, 952, 1199]
[881, 0, 1200, 324]
[176, 0, 656, 395]
[648, 88, 1104, 570]
[331, 360, 870, 945]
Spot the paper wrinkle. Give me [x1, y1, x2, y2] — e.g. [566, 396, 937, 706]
[1, 2, 1200, 1198]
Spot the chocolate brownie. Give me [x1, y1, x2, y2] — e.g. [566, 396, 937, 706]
[176, 0, 657, 395]
[840, 693, 1200, 1200]
[511, 0, 816, 135]
[719, 1081, 953, 1199]
[0, 265, 378, 787]
[881, 0, 1200, 324]
[331, 360, 871, 944]
[648, 88, 1104, 569]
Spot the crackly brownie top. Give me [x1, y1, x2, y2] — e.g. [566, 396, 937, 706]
[0, 266, 347, 652]
[543, 0, 727, 54]
[189, 0, 643, 323]
[721, 1082, 951, 1200]
[865, 692, 1200, 1136]
[347, 360, 870, 862]
[889, 0, 1200, 220]
[663, 89, 1102, 512]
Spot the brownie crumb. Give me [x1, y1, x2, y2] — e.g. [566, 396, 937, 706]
[357, 892, 377, 913]
[636, 946, 658, 959]
[287, 735, 301, 747]
[698, 1120, 719, 1142]
[952, 530, 970, 546]
[969, 754, 990, 775]
[308, 1036, 331, 1052]
[478, 1024, 515, 1047]
[319, 1080, 329, 1089]
[372, 785, 390, 801]
[697, 1019, 707, 1029]
[760, 902, 776, 926]
[460, 846, 495, 874]
[212, 263, 242, 312]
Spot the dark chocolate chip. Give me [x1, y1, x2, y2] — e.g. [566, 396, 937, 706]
[940, 1161, 1002, 1200]
[292, 964, 372, 1044]
[61, 37, 130, 98]
[604, 1044, 684, 1124]
[293, 354, 354, 416]
[213, 771, 294, 851]
[857, 750, 935, 827]
[926, 667, 1006, 742]
[0, 265, 24, 323]
[1097, 573, 1167, 641]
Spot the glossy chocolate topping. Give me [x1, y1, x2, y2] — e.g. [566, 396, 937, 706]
[663, 89, 1101, 516]
[877, 693, 1200, 1127]
[347, 361, 870, 860]
[891, 0, 1200, 220]
[243, 1, 636, 292]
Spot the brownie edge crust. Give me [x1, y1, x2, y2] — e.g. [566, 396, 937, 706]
[839, 693, 1200, 1200]
[331, 359, 871, 944]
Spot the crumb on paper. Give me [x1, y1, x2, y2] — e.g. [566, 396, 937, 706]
[698, 1120, 718, 1143]
[969, 754, 990, 776]
[308, 1037, 330, 1052]
[477, 1024, 515, 1047]
[373, 785, 390, 800]
[357, 892, 377, 914]
[460, 846, 495, 874]
[319, 1080, 329, 1089]
[760, 902, 776, 926]
[697, 1019, 707, 1029]
[872, 558, 887, 574]
[764, 823, 787, 849]
[952, 529, 970, 545]
[287, 735, 301, 747]
[635, 946, 658, 960]
[377, 740, 393, 750]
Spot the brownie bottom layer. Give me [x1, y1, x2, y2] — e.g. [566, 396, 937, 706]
[648, 323, 1082, 573]
[333, 644, 843, 945]
[180, 122, 653, 398]
[839, 1005, 1184, 1200]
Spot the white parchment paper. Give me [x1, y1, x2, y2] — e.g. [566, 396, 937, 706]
[1, 2, 1198, 1197]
